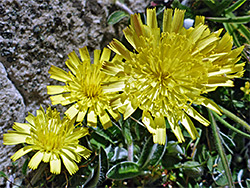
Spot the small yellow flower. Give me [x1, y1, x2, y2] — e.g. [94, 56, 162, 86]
[102, 8, 245, 144]
[3, 106, 91, 175]
[47, 47, 121, 129]
[240, 81, 250, 95]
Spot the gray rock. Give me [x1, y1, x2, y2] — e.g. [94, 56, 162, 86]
[0, 62, 26, 186]
[0, 0, 148, 186]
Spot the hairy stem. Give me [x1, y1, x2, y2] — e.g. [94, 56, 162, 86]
[208, 110, 235, 188]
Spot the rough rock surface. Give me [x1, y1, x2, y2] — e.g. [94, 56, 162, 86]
[0, 0, 148, 185]
[0, 62, 26, 186]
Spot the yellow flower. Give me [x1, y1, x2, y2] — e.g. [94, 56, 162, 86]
[3, 106, 91, 175]
[102, 8, 245, 144]
[47, 47, 121, 129]
[240, 81, 250, 95]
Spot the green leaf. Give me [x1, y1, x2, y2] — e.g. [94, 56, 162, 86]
[162, 154, 182, 169]
[224, 0, 247, 14]
[231, 24, 250, 43]
[216, 0, 233, 15]
[22, 158, 29, 175]
[122, 120, 133, 145]
[137, 136, 167, 169]
[110, 146, 128, 162]
[106, 161, 141, 180]
[246, 179, 250, 188]
[90, 132, 109, 149]
[84, 147, 109, 187]
[213, 155, 232, 186]
[98, 147, 109, 185]
[182, 161, 203, 178]
[107, 11, 129, 25]
[92, 126, 115, 144]
[0, 171, 7, 178]
[206, 15, 250, 23]
[203, 0, 218, 10]
[166, 141, 184, 155]
[207, 155, 214, 171]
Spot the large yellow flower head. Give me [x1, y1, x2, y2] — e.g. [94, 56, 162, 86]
[3, 106, 91, 175]
[47, 47, 121, 129]
[102, 8, 245, 144]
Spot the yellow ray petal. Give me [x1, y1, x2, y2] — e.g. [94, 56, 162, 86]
[12, 122, 31, 133]
[79, 46, 91, 62]
[102, 80, 125, 93]
[42, 152, 51, 163]
[87, 108, 97, 127]
[65, 104, 79, 120]
[181, 113, 199, 140]
[107, 108, 121, 121]
[3, 132, 29, 145]
[94, 49, 101, 65]
[75, 145, 92, 160]
[28, 151, 43, 170]
[47, 85, 68, 95]
[67, 51, 82, 75]
[123, 99, 138, 120]
[201, 98, 222, 115]
[168, 116, 185, 143]
[11, 147, 33, 161]
[99, 111, 112, 129]
[61, 148, 81, 163]
[131, 13, 143, 36]
[147, 8, 158, 29]
[102, 61, 124, 76]
[50, 153, 61, 174]
[153, 116, 166, 145]
[48, 65, 71, 82]
[50, 94, 76, 106]
[25, 113, 35, 126]
[153, 128, 166, 145]
[194, 16, 205, 27]
[163, 9, 173, 33]
[172, 9, 185, 33]
[60, 153, 79, 175]
[100, 47, 111, 62]
[76, 110, 87, 122]
[108, 39, 132, 60]
[142, 110, 156, 134]
[184, 106, 210, 126]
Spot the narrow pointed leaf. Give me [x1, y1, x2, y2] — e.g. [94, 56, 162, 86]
[137, 136, 167, 168]
[207, 15, 250, 23]
[106, 161, 141, 180]
[107, 11, 129, 25]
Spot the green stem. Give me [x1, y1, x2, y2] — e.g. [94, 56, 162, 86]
[127, 142, 134, 162]
[27, 163, 47, 188]
[208, 110, 235, 188]
[219, 105, 250, 132]
[212, 111, 250, 139]
[206, 15, 250, 23]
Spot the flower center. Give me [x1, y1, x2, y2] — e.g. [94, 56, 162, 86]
[34, 119, 65, 152]
[83, 84, 102, 98]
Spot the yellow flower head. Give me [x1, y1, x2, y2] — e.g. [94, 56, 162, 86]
[240, 81, 250, 95]
[3, 106, 91, 175]
[47, 47, 121, 129]
[102, 8, 245, 144]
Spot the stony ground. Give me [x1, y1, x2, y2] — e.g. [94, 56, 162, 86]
[0, 0, 148, 185]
